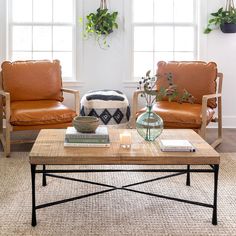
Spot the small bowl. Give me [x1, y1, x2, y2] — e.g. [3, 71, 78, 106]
[72, 116, 99, 133]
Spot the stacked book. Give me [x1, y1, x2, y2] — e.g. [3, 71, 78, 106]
[64, 126, 110, 147]
[159, 139, 196, 152]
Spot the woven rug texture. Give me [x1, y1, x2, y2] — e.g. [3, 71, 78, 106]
[0, 152, 236, 236]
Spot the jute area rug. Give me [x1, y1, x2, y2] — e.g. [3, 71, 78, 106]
[0, 152, 236, 236]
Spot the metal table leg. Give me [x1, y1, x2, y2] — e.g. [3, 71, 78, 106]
[42, 165, 47, 187]
[31, 164, 37, 227]
[212, 164, 219, 225]
[186, 165, 191, 186]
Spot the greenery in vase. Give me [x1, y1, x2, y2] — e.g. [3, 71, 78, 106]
[137, 70, 195, 107]
[83, 8, 118, 48]
[204, 3, 236, 34]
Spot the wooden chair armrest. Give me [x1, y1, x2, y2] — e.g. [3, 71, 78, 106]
[202, 93, 222, 103]
[61, 88, 79, 94]
[131, 90, 144, 128]
[201, 93, 222, 126]
[61, 88, 80, 115]
[0, 90, 10, 121]
[0, 90, 10, 98]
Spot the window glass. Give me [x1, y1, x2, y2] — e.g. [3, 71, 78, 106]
[154, 0, 173, 23]
[155, 27, 173, 51]
[175, 27, 194, 51]
[53, 0, 73, 23]
[53, 26, 73, 51]
[12, 26, 32, 51]
[134, 27, 153, 51]
[9, 0, 75, 80]
[33, 26, 52, 51]
[33, 0, 52, 23]
[133, 0, 197, 78]
[174, 0, 194, 23]
[133, 0, 153, 23]
[12, 0, 32, 22]
[134, 52, 153, 78]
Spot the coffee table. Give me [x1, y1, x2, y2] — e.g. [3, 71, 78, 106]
[29, 128, 220, 226]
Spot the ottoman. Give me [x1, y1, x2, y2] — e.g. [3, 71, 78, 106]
[80, 90, 130, 126]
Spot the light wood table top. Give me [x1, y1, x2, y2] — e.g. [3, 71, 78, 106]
[29, 129, 220, 165]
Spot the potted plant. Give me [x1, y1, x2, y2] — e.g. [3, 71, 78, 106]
[83, 0, 118, 48]
[204, 0, 236, 33]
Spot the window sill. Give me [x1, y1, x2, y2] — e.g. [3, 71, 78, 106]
[123, 80, 138, 88]
[63, 81, 85, 87]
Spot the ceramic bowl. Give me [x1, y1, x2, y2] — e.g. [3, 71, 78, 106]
[72, 116, 99, 133]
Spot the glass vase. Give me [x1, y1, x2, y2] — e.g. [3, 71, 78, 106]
[136, 105, 163, 141]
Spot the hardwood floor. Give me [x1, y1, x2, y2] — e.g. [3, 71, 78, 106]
[0, 128, 235, 153]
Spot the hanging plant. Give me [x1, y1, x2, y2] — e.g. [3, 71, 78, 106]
[83, 0, 118, 48]
[204, 0, 236, 33]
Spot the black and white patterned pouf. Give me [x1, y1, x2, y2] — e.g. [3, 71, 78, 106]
[80, 90, 130, 126]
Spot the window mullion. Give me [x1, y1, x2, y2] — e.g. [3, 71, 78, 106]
[152, 0, 155, 74]
[172, 0, 175, 60]
[51, 0, 54, 59]
[31, 0, 33, 59]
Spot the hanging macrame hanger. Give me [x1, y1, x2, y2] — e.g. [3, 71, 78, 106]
[225, 0, 235, 11]
[100, 0, 107, 9]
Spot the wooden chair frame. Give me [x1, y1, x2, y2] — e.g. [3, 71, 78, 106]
[131, 73, 223, 149]
[0, 73, 80, 157]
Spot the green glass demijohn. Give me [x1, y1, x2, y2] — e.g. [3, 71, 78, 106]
[136, 105, 163, 141]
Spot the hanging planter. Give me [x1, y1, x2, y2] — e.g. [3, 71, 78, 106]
[83, 0, 118, 48]
[220, 22, 236, 33]
[204, 0, 236, 34]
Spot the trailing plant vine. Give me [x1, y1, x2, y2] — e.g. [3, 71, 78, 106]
[82, 1, 118, 48]
[204, 0, 236, 33]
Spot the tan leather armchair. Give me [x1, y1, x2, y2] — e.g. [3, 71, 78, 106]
[0, 60, 80, 157]
[132, 61, 223, 148]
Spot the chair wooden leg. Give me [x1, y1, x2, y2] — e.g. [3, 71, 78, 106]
[5, 125, 11, 157]
[211, 98, 223, 148]
[211, 121, 223, 148]
[0, 96, 4, 156]
[0, 131, 10, 157]
[4, 93, 11, 157]
[200, 119, 207, 141]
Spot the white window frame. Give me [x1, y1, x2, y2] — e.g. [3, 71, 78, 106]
[123, 0, 207, 86]
[6, 0, 83, 83]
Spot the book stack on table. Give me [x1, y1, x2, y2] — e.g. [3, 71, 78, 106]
[64, 126, 110, 147]
[159, 139, 196, 152]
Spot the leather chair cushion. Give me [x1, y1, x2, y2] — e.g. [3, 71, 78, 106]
[10, 100, 76, 126]
[1, 60, 63, 102]
[137, 101, 215, 129]
[157, 61, 217, 108]
[12, 123, 73, 131]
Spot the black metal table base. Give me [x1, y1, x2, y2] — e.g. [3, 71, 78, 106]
[31, 164, 219, 226]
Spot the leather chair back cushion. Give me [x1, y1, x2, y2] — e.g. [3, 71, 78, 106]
[157, 61, 217, 108]
[1, 60, 63, 102]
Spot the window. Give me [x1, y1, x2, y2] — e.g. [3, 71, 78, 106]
[133, 0, 198, 78]
[8, 0, 75, 80]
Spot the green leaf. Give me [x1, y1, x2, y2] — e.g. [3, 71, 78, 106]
[204, 28, 212, 34]
[209, 18, 217, 23]
[145, 70, 151, 77]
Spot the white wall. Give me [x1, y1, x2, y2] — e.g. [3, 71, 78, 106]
[77, 0, 236, 128]
[0, 0, 236, 127]
[205, 0, 236, 127]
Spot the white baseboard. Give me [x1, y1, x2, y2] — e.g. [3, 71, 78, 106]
[223, 116, 236, 128]
[208, 115, 236, 128]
